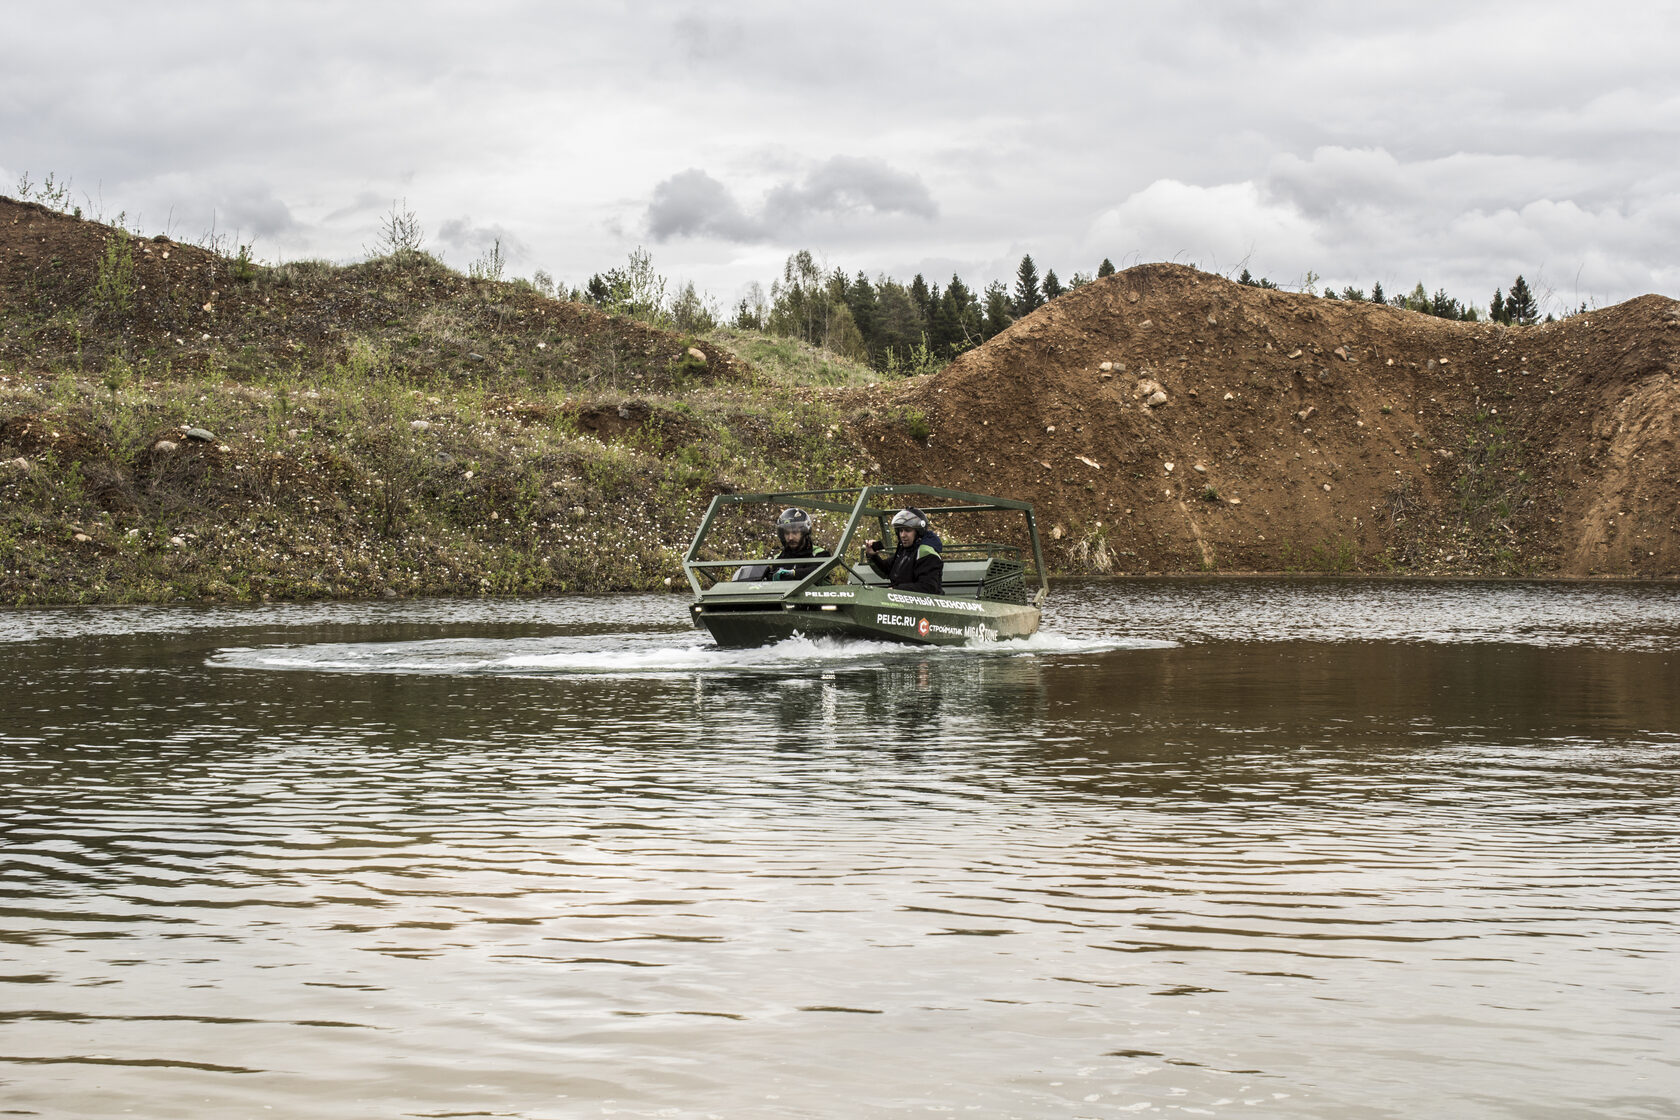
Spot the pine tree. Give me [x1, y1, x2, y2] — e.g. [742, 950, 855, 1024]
[1506, 275, 1538, 325]
[1370, 282, 1384, 304]
[944, 275, 982, 352]
[1041, 269, 1064, 300]
[1491, 289, 1507, 324]
[909, 274, 932, 325]
[982, 281, 1012, 339]
[872, 280, 923, 367]
[844, 272, 877, 356]
[1012, 255, 1043, 317]
[1096, 258, 1116, 278]
[926, 275, 979, 357]
[732, 297, 763, 331]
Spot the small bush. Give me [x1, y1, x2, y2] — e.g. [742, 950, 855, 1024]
[667, 341, 710, 386]
[231, 243, 259, 283]
[468, 239, 506, 282]
[901, 407, 930, 442]
[1311, 535, 1357, 573]
[1069, 523, 1113, 573]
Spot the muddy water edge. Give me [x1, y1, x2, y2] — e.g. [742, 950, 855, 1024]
[2, 580, 1677, 1119]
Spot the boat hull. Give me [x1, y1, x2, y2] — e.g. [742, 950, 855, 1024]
[692, 584, 1041, 648]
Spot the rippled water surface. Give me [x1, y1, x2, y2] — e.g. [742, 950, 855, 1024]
[3, 581, 1678, 1119]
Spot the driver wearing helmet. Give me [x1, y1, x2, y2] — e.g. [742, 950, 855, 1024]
[864, 507, 944, 593]
[767, 507, 831, 581]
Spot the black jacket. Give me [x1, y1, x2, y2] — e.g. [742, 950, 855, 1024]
[733, 542, 830, 583]
[868, 532, 943, 593]
[769, 541, 830, 581]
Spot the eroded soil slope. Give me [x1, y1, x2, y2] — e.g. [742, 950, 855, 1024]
[860, 264, 1680, 576]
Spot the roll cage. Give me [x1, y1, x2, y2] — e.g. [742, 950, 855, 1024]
[681, 484, 1048, 605]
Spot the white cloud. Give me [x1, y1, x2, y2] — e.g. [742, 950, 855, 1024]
[437, 217, 526, 263]
[1087, 144, 1680, 311]
[1088, 179, 1323, 280]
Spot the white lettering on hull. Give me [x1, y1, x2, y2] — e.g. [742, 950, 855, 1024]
[885, 591, 986, 614]
[875, 611, 999, 643]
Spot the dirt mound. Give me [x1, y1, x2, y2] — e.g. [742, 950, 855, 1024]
[0, 197, 743, 393]
[859, 263, 1680, 577]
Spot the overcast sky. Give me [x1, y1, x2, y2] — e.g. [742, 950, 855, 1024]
[6, 1, 1677, 316]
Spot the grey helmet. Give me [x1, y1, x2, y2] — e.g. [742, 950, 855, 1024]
[775, 507, 813, 545]
[890, 507, 928, 533]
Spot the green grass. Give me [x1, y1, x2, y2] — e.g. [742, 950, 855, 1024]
[1, 360, 883, 602]
[706, 328, 880, 388]
[0, 247, 893, 604]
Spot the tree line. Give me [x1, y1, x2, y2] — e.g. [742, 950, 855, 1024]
[575, 249, 1119, 373]
[572, 247, 1559, 374]
[723, 250, 1126, 373]
[1240, 268, 1549, 326]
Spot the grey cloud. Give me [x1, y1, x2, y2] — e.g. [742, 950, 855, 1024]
[326, 192, 387, 223]
[438, 217, 525, 262]
[647, 158, 937, 243]
[5, 3, 1676, 305]
[765, 157, 937, 226]
[1261, 147, 1596, 228]
[670, 12, 745, 64]
[1262, 148, 1415, 219]
[218, 187, 300, 239]
[646, 169, 761, 241]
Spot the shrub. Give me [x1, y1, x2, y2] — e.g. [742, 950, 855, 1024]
[89, 227, 136, 322]
[370, 199, 425, 256]
[468, 239, 506, 282]
[901, 407, 930, 442]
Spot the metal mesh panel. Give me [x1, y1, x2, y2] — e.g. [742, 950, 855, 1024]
[978, 557, 1029, 604]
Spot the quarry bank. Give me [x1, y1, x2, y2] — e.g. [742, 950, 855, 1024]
[3, 195, 1679, 606]
[873, 264, 1680, 580]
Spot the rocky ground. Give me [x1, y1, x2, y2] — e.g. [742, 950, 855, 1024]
[3, 197, 1677, 605]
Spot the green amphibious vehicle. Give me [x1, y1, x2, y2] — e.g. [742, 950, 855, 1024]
[683, 485, 1048, 648]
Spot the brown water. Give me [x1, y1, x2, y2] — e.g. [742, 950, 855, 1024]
[2, 581, 1678, 1119]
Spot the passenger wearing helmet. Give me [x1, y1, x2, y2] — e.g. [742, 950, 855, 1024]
[767, 507, 831, 581]
[733, 508, 829, 582]
[863, 507, 944, 593]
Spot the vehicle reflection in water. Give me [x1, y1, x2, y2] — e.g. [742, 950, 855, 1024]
[693, 650, 1054, 758]
[1, 581, 1677, 1119]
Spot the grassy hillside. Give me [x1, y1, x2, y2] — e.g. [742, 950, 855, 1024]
[0, 198, 897, 604]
